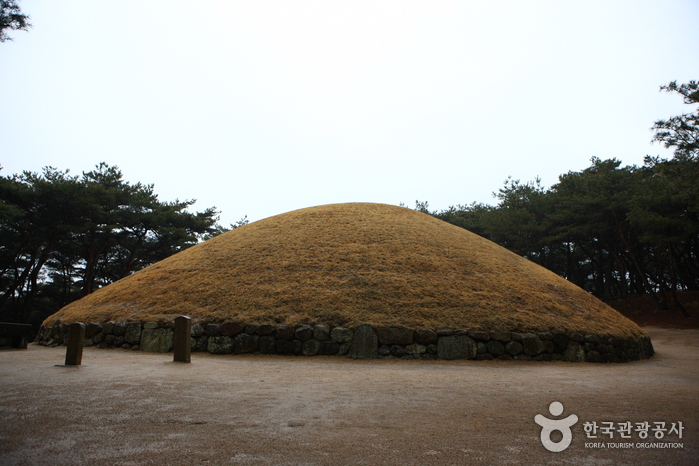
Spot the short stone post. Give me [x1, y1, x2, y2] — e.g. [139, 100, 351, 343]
[173, 316, 191, 363]
[64, 322, 85, 366]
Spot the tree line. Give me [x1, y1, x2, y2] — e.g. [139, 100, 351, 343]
[423, 81, 698, 315]
[0, 163, 221, 327]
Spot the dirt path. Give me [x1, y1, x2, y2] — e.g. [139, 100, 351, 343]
[1, 327, 697, 465]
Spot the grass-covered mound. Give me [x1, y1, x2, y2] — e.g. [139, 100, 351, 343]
[43, 203, 646, 339]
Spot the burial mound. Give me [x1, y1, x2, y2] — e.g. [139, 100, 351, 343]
[43, 203, 646, 341]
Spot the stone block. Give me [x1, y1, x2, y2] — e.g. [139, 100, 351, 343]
[376, 326, 413, 345]
[191, 324, 205, 337]
[414, 328, 438, 344]
[259, 336, 276, 354]
[102, 322, 115, 335]
[276, 339, 302, 355]
[195, 336, 208, 352]
[220, 322, 245, 337]
[140, 328, 174, 353]
[521, 333, 545, 356]
[486, 340, 505, 356]
[318, 341, 340, 355]
[302, 339, 321, 356]
[338, 342, 350, 356]
[113, 321, 127, 336]
[244, 324, 260, 335]
[348, 324, 378, 359]
[505, 341, 523, 356]
[469, 330, 490, 342]
[491, 331, 511, 342]
[586, 350, 602, 363]
[207, 336, 233, 354]
[378, 345, 391, 357]
[257, 324, 276, 336]
[553, 333, 569, 352]
[564, 341, 586, 362]
[233, 333, 259, 353]
[405, 343, 426, 355]
[437, 335, 477, 360]
[543, 340, 555, 353]
[313, 325, 331, 341]
[85, 323, 103, 338]
[390, 345, 406, 357]
[276, 325, 295, 340]
[124, 323, 142, 345]
[330, 327, 353, 343]
[295, 325, 314, 341]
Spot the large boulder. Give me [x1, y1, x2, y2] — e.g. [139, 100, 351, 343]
[207, 336, 233, 354]
[220, 322, 245, 337]
[348, 324, 378, 359]
[331, 327, 353, 343]
[564, 341, 586, 362]
[124, 323, 142, 345]
[376, 326, 413, 345]
[437, 335, 477, 360]
[295, 325, 314, 341]
[414, 328, 438, 345]
[259, 336, 276, 354]
[313, 325, 331, 341]
[485, 340, 505, 357]
[233, 333, 259, 353]
[276, 339, 302, 355]
[505, 341, 524, 356]
[140, 328, 174, 353]
[302, 339, 321, 356]
[521, 333, 545, 356]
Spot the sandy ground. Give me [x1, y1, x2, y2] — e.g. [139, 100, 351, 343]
[0, 327, 697, 465]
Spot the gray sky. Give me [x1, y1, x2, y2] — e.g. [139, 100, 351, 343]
[1, 1, 698, 226]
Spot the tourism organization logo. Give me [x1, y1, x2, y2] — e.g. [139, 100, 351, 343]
[534, 402, 685, 452]
[534, 401, 578, 452]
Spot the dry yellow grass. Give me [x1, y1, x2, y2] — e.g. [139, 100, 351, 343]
[43, 203, 646, 338]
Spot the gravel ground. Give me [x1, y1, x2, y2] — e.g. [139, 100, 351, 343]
[1, 327, 697, 465]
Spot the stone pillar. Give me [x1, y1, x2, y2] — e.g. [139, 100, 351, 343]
[348, 324, 378, 359]
[173, 316, 191, 363]
[64, 322, 85, 366]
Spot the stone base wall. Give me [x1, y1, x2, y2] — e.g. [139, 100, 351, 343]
[34, 321, 654, 363]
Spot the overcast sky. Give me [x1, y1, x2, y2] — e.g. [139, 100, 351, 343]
[1, 1, 698, 226]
